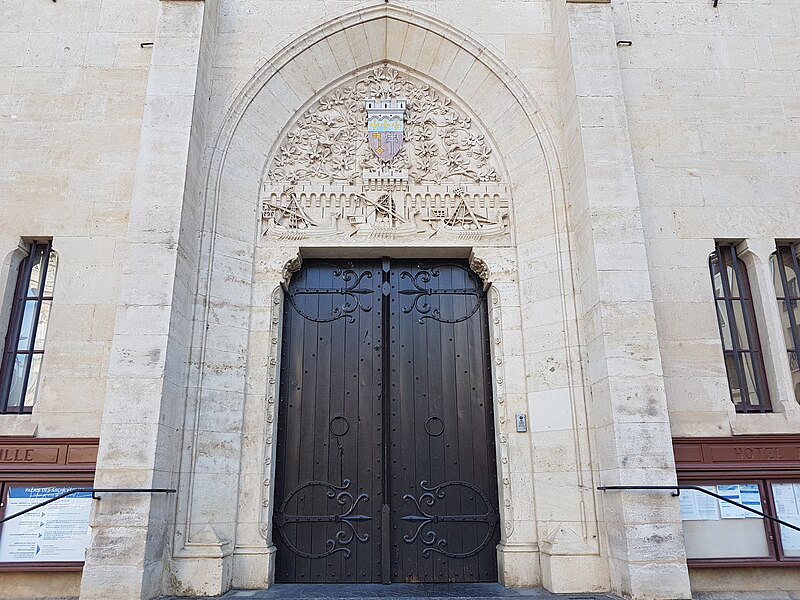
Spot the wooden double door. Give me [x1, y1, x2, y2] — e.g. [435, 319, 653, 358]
[273, 259, 499, 583]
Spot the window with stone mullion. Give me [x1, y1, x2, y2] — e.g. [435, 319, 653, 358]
[771, 243, 800, 403]
[710, 243, 771, 413]
[0, 242, 56, 414]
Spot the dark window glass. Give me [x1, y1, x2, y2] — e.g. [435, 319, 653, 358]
[710, 243, 771, 412]
[771, 243, 800, 403]
[0, 242, 57, 413]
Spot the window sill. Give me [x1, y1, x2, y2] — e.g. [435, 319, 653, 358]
[731, 410, 800, 436]
[689, 558, 800, 568]
[0, 563, 82, 572]
[0, 414, 37, 437]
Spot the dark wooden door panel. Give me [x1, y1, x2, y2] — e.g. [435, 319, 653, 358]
[389, 261, 499, 583]
[273, 259, 499, 583]
[274, 261, 384, 583]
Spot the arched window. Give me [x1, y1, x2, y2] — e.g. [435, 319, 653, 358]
[0, 242, 58, 413]
[709, 243, 771, 412]
[771, 243, 800, 403]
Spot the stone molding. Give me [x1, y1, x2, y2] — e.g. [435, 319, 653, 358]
[255, 247, 303, 543]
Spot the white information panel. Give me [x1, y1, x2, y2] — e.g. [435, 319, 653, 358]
[0, 486, 92, 563]
[717, 484, 763, 519]
[679, 486, 720, 521]
[772, 483, 800, 557]
[681, 483, 771, 559]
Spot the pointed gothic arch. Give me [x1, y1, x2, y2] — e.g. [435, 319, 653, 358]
[170, 4, 597, 593]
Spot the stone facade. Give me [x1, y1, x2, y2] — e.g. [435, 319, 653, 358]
[0, 0, 798, 599]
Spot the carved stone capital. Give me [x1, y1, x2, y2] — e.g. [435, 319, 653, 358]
[281, 254, 302, 286]
[469, 251, 491, 290]
[256, 246, 302, 286]
[469, 247, 518, 285]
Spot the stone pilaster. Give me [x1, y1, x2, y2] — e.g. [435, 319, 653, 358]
[471, 248, 541, 588]
[79, 2, 207, 599]
[551, 1, 692, 598]
[229, 246, 300, 589]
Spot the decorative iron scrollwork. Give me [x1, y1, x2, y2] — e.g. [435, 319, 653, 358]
[287, 265, 375, 323]
[399, 264, 484, 324]
[401, 480, 499, 559]
[274, 479, 372, 559]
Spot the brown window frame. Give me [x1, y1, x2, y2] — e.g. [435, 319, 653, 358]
[0, 478, 92, 572]
[678, 474, 800, 567]
[709, 242, 772, 412]
[674, 435, 800, 568]
[772, 243, 800, 378]
[0, 241, 56, 414]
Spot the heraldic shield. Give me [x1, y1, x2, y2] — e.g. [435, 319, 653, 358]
[366, 98, 406, 162]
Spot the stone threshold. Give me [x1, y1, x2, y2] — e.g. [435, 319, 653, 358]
[160, 583, 618, 600]
[158, 585, 800, 600]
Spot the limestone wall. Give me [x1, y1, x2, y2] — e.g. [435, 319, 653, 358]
[207, 0, 560, 127]
[615, 0, 800, 435]
[0, 572, 80, 600]
[169, 2, 579, 592]
[0, 0, 157, 436]
[2, 1, 799, 598]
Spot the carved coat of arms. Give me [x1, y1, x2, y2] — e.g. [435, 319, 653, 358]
[366, 98, 405, 162]
[262, 67, 510, 243]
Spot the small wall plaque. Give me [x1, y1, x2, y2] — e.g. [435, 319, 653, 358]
[515, 414, 527, 433]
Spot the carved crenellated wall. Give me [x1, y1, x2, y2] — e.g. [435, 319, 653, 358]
[261, 66, 511, 244]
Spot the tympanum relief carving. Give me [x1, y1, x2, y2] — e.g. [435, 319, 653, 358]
[262, 67, 511, 243]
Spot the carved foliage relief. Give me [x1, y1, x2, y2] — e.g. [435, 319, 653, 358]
[262, 66, 512, 243]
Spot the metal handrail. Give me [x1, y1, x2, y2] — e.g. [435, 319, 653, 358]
[598, 485, 800, 533]
[0, 488, 176, 524]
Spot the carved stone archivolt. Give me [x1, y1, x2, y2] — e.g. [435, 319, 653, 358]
[262, 66, 512, 243]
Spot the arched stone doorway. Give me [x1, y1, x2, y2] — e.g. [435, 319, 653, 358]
[120, 4, 598, 597]
[77, 3, 695, 599]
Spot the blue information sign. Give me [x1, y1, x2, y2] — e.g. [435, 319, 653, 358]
[0, 486, 92, 563]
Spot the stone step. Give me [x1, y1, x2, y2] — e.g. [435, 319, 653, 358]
[160, 584, 618, 600]
[158, 584, 800, 600]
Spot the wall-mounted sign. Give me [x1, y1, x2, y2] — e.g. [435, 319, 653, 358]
[673, 436, 800, 470]
[772, 483, 800, 556]
[679, 486, 719, 521]
[716, 484, 763, 519]
[0, 486, 92, 563]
